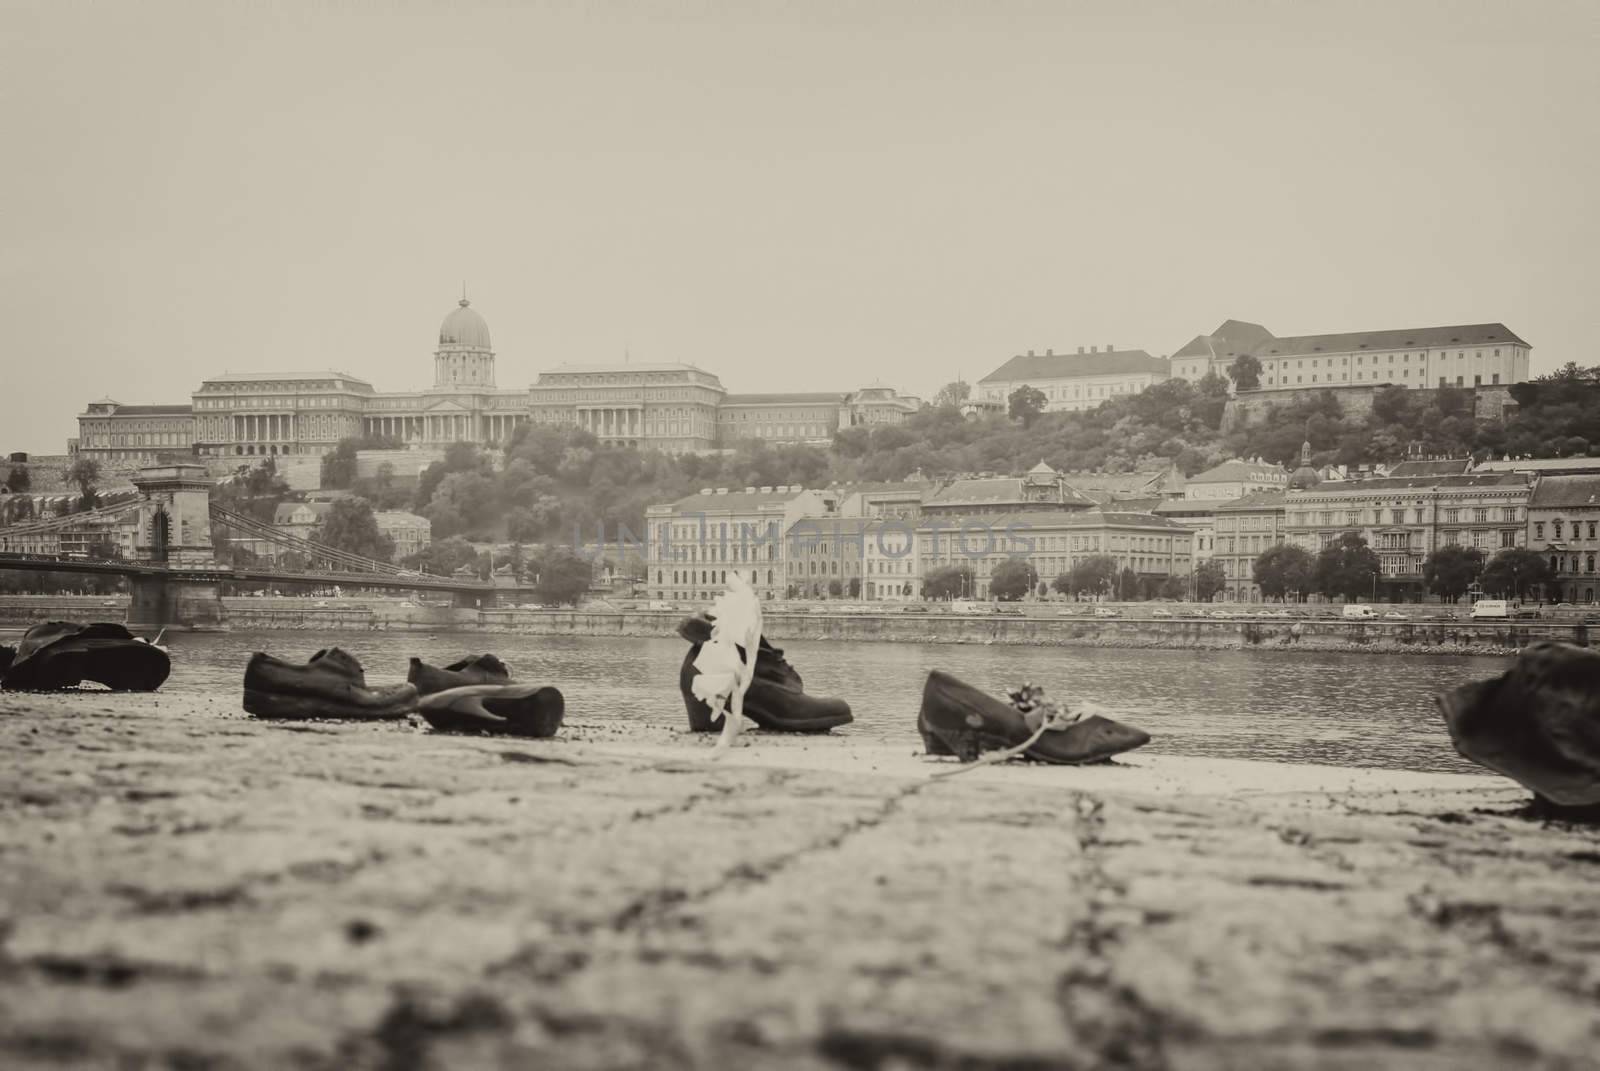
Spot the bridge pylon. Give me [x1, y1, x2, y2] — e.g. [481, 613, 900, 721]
[128, 464, 227, 630]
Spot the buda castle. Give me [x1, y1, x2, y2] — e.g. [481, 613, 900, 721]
[74, 296, 918, 464]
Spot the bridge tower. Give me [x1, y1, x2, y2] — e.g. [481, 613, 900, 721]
[128, 464, 227, 630]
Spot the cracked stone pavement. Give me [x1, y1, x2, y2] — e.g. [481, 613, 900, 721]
[2, 691, 1599, 1070]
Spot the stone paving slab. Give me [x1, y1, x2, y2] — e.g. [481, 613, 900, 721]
[1, 691, 1598, 1070]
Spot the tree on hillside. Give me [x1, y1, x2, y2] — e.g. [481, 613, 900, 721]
[422, 471, 499, 539]
[1067, 554, 1118, 598]
[1194, 560, 1226, 602]
[1008, 385, 1047, 427]
[215, 460, 292, 523]
[932, 380, 971, 409]
[532, 547, 593, 606]
[1313, 531, 1381, 601]
[67, 457, 100, 509]
[315, 497, 395, 562]
[989, 557, 1038, 601]
[1227, 354, 1262, 392]
[1480, 547, 1553, 601]
[1423, 544, 1485, 603]
[321, 439, 361, 489]
[924, 564, 973, 601]
[5, 465, 29, 494]
[1253, 544, 1315, 601]
[401, 535, 477, 577]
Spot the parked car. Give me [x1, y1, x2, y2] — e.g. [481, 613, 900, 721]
[1056, 608, 1080, 617]
[1382, 611, 1407, 620]
[900, 604, 929, 614]
[1151, 608, 1173, 618]
[1093, 607, 1121, 618]
[1343, 605, 1377, 620]
[995, 606, 1025, 616]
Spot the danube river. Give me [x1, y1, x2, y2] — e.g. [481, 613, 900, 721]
[140, 630, 1508, 774]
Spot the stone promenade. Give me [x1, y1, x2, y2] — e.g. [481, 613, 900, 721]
[2, 692, 1598, 1070]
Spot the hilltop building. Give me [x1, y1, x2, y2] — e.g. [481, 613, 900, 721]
[975, 347, 1169, 413]
[78, 294, 917, 463]
[1168, 319, 1530, 394]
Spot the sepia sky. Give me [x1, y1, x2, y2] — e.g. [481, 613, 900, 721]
[2, 0, 1597, 454]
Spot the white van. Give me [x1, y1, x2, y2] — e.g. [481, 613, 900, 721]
[1342, 605, 1377, 620]
[1469, 599, 1510, 620]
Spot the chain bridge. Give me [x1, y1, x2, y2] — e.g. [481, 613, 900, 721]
[0, 464, 514, 628]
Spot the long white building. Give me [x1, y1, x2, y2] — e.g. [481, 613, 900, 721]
[1170, 320, 1530, 393]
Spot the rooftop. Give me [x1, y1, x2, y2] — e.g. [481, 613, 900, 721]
[85, 404, 194, 416]
[1476, 457, 1600, 474]
[536, 362, 718, 377]
[1386, 459, 1474, 477]
[1172, 319, 1276, 361]
[721, 392, 847, 406]
[203, 371, 372, 385]
[666, 487, 813, 512]
[979, 349, 1167, 383]
[1189, 458, 1287, 484]
[1529, 475, 1600, 509]
[1215, 490, 1289, 512]
[917, 509, 1194, 532]
[1255, 323, 1528, 358]
[1286, 472, 1531, 496]
[924, 476, 1096, 510]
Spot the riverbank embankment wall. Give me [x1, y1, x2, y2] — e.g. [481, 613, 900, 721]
[0, 596, 1581, 655]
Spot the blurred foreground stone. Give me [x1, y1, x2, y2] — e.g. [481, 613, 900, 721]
[2, 691, 1598, 1070]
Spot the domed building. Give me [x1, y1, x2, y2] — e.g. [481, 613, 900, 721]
[435, 297, 495, 388]
[1288, 441, 1322, 490]
[182, 295, 531, 460]
[80, 290, 919, 466]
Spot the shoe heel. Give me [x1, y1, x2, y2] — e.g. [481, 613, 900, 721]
[921, 726, 956, 756]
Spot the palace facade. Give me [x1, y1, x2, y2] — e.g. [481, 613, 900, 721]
[76, 295, 917, 462]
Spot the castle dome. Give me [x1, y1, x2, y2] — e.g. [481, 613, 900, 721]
[439, 297, 491, 351]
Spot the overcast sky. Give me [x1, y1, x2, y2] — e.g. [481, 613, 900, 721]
[2, 0, 1596, 454]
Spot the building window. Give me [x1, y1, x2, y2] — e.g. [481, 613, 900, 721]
[1536, 522, 1546, 540]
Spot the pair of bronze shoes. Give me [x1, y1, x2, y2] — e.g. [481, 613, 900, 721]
[917, 670, 1151, 765]
[407, 655, 565, 739]
[243, 648, 417, 719]
[3, 621, 171, 692]
[677, 613, 853, 733]
[1439, 641, 1600, 814]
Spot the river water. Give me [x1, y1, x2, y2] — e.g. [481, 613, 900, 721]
[140, 630, 1507, 775]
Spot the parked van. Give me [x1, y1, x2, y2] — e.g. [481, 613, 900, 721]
[1470, 599, 1510, 620]
[1342, 605, 1377, 620]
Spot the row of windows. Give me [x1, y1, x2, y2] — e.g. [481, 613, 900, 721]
[1535, 520, 1600, 540]
[1290, 507, 1519, 526]
[1265, 373, 1501, 387]
[1266, 348, 1507, 371]
[195, 396, 350, 410]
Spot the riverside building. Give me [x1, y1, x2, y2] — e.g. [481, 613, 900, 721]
[644, 486, 835, 604]
[915, 510, 1195, 599]
[1212, 491, 1289, 602]
[1281, 462, 1531, 598]
[1527, 474, 1600, 605]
